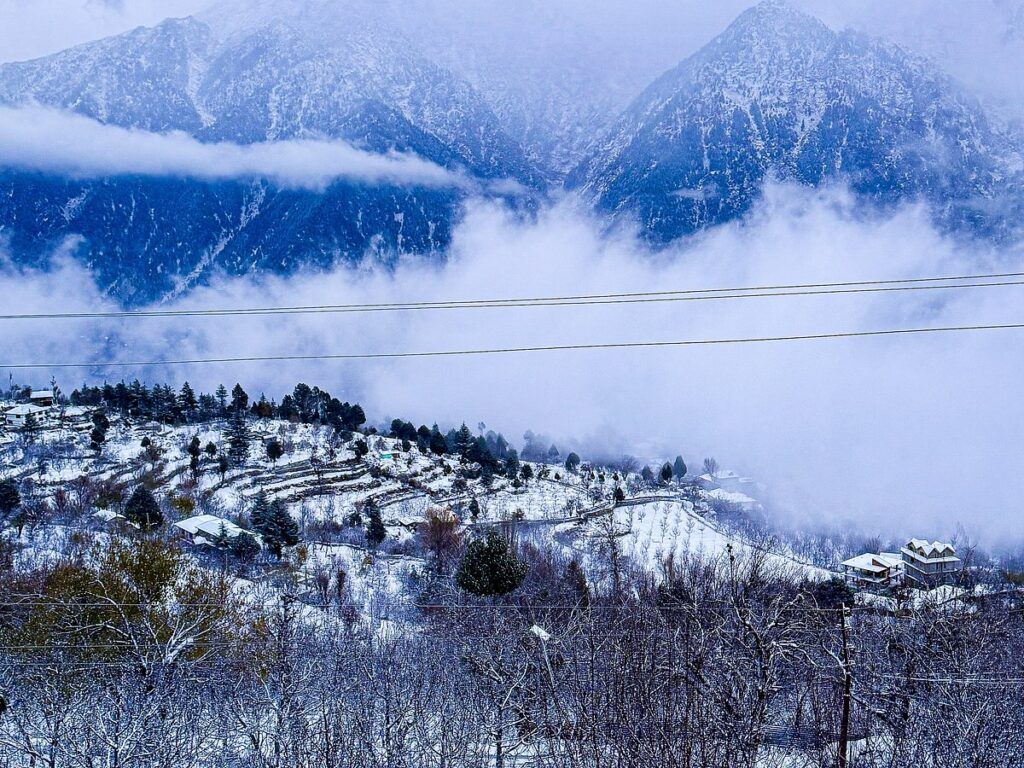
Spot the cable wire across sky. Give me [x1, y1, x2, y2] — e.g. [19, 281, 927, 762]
[1, 270, 1023, 320]
[2, 321, 1022, 370]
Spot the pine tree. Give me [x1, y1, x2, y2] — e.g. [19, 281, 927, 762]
[250, 490, 273, 533]
[266, 438, 284, 465]
[229, 531, 261, 563]
[365, 502, 386, 548]
[251, 495, 298, 559]
[178, 382, 198, 418]
[660, 463, 674, 484]
[215, 384, 228, 415]
[454, 423, 474, 460]
[21, 412, 39, 441]
[267, 500, 300, 559]
[641, 465, 655, 483]
[124, 486, 163, 530]
[254, 394, 274, 419]
[455, 530, 527, 599]
[186, 436, 201, 474]
[564, 452, 581, 473]
[673, 455, 687, 481]
[429, 427, 448, 455]
[86, 410, 108, 444]
[563, 559, 590, 606]
[230, 383, 249, 413]
[0, 479, 20, 522]
[503, 449, 520, 478]
[224, 410, 251, 467]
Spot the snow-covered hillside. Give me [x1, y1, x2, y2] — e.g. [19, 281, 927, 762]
[0, 406, 831, 609]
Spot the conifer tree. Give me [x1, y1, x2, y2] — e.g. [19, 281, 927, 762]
[229, 531, 261, 563]
[673, 455, 687, 481]
[230, 383, 249, 413]
[187, 436, 202, 474]
[250, 490, 273, 533]
[503, 449, 520, 478]
[254, 394, 274, 419]
[365, 501, 386, 548]
[124, 486, 163, 530]
[660, 463, 674, 484]
[454, 423, 474, 460]
[266, 439, 284, 465]
[0, 479, 20, 523]
[429, 427, 448, 455]
[224, 410, 251, 467]
[266, 500, 300, 559]
[251, 494, 298, 559]
[178, 382, 198, 419]
[563, 559, 590, 605]
[215, 384, 229, 414]
[455, 530, 527, 599]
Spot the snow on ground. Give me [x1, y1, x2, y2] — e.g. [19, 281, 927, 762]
[298, 542, 426, 616]
[478, 479, 595, 523]
[0, 414, 831, 594]
[595, 500, 831, 580]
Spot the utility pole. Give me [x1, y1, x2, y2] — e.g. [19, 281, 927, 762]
[838, 605, 852, 768]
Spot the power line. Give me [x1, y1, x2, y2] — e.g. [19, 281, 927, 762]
[2, 321, 1023, 370]
[2, 271, 1024, 320]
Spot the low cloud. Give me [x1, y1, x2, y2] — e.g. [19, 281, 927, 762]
[0, 105, 468, 190]
[1, 184, 1023, 545]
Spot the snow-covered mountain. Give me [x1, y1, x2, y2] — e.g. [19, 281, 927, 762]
[1, 0, 1023, 302]
[567, 0, 1024, 243]
[0, 10, 539, 302]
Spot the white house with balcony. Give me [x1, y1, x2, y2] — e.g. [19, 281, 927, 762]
[3, 403, 48, 428]
[901, 539, 961, 589]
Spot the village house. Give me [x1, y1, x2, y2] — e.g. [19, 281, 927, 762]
[696, 469, 755, 493]
[29, 390, 56, 407]
[174, 514, 258, 547]
[901, 539, 962, 589]
[3, 403, 48, 428]
[841, 551, 903, 590]
[55, 405, 98, 428]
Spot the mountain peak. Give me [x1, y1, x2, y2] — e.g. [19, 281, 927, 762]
[717, 0, 833, 49]
[569, 1, 1020, 244]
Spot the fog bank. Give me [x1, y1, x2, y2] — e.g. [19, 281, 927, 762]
[1, 185, 1022, 542]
